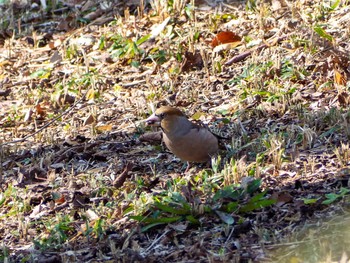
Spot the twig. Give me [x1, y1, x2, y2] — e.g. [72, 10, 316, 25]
[145, 230, 170, 252]
[225, 35, 289, 66]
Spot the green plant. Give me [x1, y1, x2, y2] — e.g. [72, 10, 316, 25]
[108, 34, 147, 62]
[322, 188, 350, 205]
[0, 245, 10, 262]
[147, 49, 169, 65]
[128, 177, 275, 231]
[261, 133, 287, 170]
[34, 215, 75, 250]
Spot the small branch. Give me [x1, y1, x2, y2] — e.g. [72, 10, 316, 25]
[225, 35, 289, 66]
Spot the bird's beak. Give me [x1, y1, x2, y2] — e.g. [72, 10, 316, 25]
[145, 113, 161, 126]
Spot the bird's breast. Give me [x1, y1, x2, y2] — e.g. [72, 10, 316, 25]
[163, 127, 218, 163]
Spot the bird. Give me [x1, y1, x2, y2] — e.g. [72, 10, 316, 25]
[145, 106, 219, 164]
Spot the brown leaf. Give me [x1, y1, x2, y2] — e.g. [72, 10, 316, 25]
[211, 31, 241, 48]
[54, 93, 76, 107]
[0, 89, 10, 98]
[57, 15, 74, 31]
[72, 192, 89, 208]
[113, 163, 133, 187]
[53, 192, 66, 204]
[338, 91, 349, 106]
[83, 9, 104, 22]
[83, 114, 95, 125]
[18, 167, 47, 185]
[35, 103, 46, 118]
[181, 51, 203, 72]
[271, 191, 293, 207]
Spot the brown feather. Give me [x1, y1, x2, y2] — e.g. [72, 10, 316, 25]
[152, 106, 219, 163]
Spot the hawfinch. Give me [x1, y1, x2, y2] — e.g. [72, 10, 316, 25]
[145, 106, 219, 163]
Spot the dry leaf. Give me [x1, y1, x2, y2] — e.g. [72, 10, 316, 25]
[83, 114, 95, 125]
[24, 107, 33, 122]
[271, 191, 293, 207]
[213, 42, 241, 53]
[96, 124, 113, 132]
[35, 103, 46, 118]
[86, 209, 99, 221]
[334, 69, 347, 86]
[53, 193, 66, 204]
[211, 31, 241, 48]
[86, 88, 96, 100]
[50, 51, 62, 63]
[338, 91, 349, 106]
[181, 51, 203, 72]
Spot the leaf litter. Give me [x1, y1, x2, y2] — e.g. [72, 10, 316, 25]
[0, 0, 350, 262]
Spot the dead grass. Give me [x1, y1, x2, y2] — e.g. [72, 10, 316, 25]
[0, 0, 350, 262]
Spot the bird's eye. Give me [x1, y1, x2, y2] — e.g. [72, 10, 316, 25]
[158, 113, 165, 119]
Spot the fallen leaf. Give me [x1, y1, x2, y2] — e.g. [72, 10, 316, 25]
[334, 69, 347, 86]
[211, 31, 241, 48]
[23, 107, 33, 122]
[181, 51, 203, 72]
[83, 114, 95, 125]
[271, 191, 293, 207]
[96, 124, 113, 132]
[50, 51, 62, 63]
[86, 209, 99, 221]
[35, 103, 46, 118]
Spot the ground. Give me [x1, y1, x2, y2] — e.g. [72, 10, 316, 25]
[0, 0, 350, 262]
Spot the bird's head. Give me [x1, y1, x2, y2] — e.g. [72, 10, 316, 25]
[145, 106, 186, 133]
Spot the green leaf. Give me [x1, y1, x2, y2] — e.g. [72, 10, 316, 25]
[129, 215, 182, 224]
[191, 111, 204, 121]
[321, 188, 350, 205]
[213, 185, 242, 201]
[123, 206, 134, 215]
[193, 31, 201, 42]
[30, 69, 51, 79]
[313, 25, 333, 42]
[239, 191, 275, 213]
[322, 193, 339, 205]
[0, 196, 5, 207]
[186, 215, 199, 224]
[245, 179, 261, 194]
[220, 118, 231, 124]
[339, 187, 350, 196]
[226, 201, 239, 212]
[302, 198, 319, 204]
[239, 199, 275, 213]
[170, 192, 187, 203]
[131, 61, 140, 68]
[136, 34, 151, 46]
[319, 125, 340, 138]
[330, 0, 340, 10]
[98, 36, 105, 50]
[250, 190, 267, 202]
[153, 202, 190, 215]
